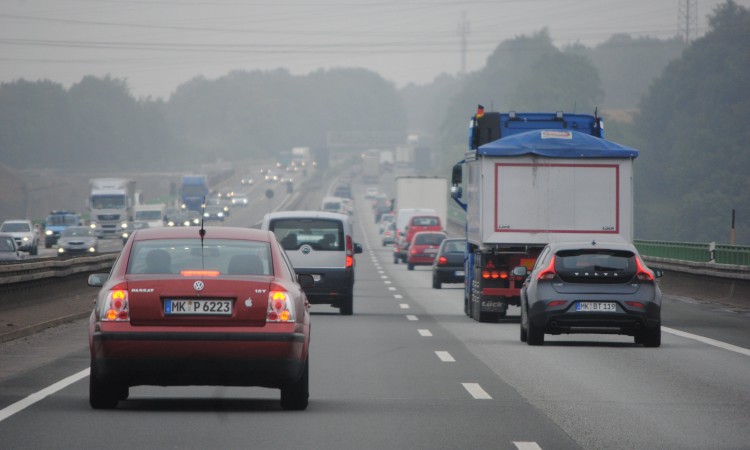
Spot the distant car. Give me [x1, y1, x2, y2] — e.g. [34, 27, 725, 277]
[406, 231, 447, 271]
[87, 226, 313, 410]
[365, 186, 379, 199]
[44, 211, 82, 248]
[378, 212, 395, 233]
[431, 238, 466, 289]
[121, 221, 150, 245]
[168, 210, 201, 227]
[231, 193, 249, 206]
[240, 176, 254, 185]
[57, 226, 98, 255]
[0, 220, 39, 255]
[203, 204, 226, 221]
[381, 222, 396, 247]
[0, 233, 23, 261]
[515, 240, 663, 347]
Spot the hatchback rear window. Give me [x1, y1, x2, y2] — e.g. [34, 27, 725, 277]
[127, 239, 272, 276]
[554, 249, 636, 283]
[269, 218, 345, 251]
[414, 234, 445, 246]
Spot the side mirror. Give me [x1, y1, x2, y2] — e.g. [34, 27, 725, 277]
[88, 273, 109, 287]
[451, 164, 462, 185]
[354, 243, 363, 254]
[652, 268, 664, 279]
[450, 185, 462, 199]
[297, 273, 315, 288]
[511, 266, 528, 277]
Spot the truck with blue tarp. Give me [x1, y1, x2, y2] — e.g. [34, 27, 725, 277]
[451, 110, 639, 322]
[180, 175, 209, 212]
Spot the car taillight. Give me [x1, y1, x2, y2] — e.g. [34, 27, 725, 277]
[346, 235, 353, 255]
[267, 285, 295, 322]
[346, 255, 354, 268]
[538, 256, 556, 280]
[635, 257, 654, 281]
[547, 300, 567, 308]
[410, 247, 418, 254]
[625, 301, 645, 309]
[180, 270, 220, 277]
[482, 270, 507, 279]
[438, 256, 448, 265]
[101, 283, 129, 321]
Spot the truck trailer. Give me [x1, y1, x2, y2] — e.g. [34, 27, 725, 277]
[180, 175, 209, 212]
[452, 111, 639, 322]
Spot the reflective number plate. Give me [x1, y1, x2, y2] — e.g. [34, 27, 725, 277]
[455, 271, 465, 276]
[425, 248, 438, 254]
[165, 299, 232, 316]
[575, 302, 616, 312]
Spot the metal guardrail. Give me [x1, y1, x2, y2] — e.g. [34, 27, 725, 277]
[0, 253, 118, 286]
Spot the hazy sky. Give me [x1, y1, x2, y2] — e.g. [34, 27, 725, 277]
[1, 0, 746, 99]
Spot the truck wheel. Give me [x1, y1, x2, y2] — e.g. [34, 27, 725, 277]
[45, 242, 51, 249]
[432, 274, 441, 289]
[527, 317, 545, 346]
[638, 323, 661, 347]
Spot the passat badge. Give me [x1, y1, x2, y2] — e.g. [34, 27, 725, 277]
[193, 280, 205, 292]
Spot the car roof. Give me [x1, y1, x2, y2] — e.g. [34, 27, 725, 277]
[131, 226, 273, 241]
[2, 220, 31, 224]
[265, 210, 350, 221]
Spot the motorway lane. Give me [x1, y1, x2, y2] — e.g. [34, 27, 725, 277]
[2, 176, 749, 449]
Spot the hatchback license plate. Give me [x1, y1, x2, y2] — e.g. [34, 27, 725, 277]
[576, 302, 616, 312]
[455, 270, 464, 276]
[165, 299, 232, 315]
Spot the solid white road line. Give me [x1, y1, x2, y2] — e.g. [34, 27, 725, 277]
[0, 368, 90, 423]
[418, 329, 432, 337]
[663, 326, 750, 357]
[462, 383, 492, 400]
[514, 442, 543, 450]
[435, 351, 455, 362]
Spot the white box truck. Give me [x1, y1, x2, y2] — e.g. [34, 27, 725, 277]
[88, 178, 136, 238]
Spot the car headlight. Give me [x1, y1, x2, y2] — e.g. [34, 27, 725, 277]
[122, 232, 129, 239]
[193, 218, 200, 224]
[204, 213, 210, 218]
[45, 230, 53, 236]
[167, 221, 175, 227]
[90, 223, 97, 229]
[183, 221, 190, 227]
[58, 248, 65, 253]
[218, 212, 224, 217]
[22, 236, 29, 242]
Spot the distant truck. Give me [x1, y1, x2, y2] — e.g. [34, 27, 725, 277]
[292, 147, 312, 167]
[392, 176, 448, 263]
[134, 203, 166, 228]
[451, 110, 638, 322]
[362, 154, 380, 183]
[88, 178, 137, 238]
[180, 175, 209, 212]
[44, 210, 82, 248]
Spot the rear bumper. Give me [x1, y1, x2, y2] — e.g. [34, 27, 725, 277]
[91, 330, 307, 387]
[529, 302, 661, 335]
[294, 267, 353, 305]
[434, 266, 465, 283]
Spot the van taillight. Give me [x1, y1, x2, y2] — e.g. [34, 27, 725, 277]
[346, 255, 354, 268]
[346, 235, 353, 254]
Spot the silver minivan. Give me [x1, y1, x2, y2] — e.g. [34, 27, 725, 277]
[262, 211, 363, 315]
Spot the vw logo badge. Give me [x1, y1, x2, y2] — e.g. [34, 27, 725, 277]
[193, 280, 205, 292]
[301, 245, 312, 255]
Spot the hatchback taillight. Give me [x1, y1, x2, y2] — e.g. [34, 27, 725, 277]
[538, 256, 556, 280]
[635, 256, 654, 281]
[438, 256, 448, 265]
[100, 283, 129, 321]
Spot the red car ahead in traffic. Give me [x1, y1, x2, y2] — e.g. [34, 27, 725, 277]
[406, 231, 447, 271]
[87, 226, 313, 410]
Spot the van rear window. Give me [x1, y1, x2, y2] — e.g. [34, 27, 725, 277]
[269, 218, 345, 251]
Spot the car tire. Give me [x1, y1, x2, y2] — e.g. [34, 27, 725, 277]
[393, 254, 399, 264]
[432, 274, 441, 289]
[45, 242, 51, 249]
[407, 263, 414, 271]
[89, 367, 121, 409]
[339, 290, 354, 316]
[639, 323, 661, 347]
[280, 358, 309, 411]
[526, 315, 545, 346]
[519, 302, 528, 342]
[30, 244, 38, 256]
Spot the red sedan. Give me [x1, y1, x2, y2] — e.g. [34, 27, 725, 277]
[406, 231, 447, 270]
[87, 226, 313, 410]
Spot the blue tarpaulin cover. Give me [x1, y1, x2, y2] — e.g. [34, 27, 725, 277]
[477, 129, 639, 158]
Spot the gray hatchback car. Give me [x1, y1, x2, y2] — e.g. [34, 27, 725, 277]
[514, 240, 663, 347]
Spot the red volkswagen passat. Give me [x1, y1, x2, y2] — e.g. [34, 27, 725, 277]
[87, 226, 313, 410]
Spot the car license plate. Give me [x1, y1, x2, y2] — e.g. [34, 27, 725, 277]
[454, 270, 464, 276]
[425, 248, 438, 254]
[165, 299, 232, 315]
[575, 302, 616, 312]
